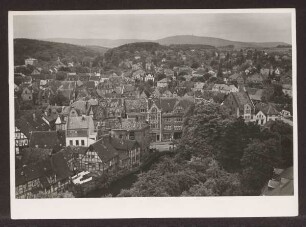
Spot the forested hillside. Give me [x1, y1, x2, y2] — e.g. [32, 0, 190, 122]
[14, 39, 104, 65]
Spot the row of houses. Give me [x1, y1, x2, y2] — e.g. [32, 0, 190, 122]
[223, 91, 281, 125]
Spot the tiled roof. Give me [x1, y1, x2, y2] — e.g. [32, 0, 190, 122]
[110, 137, 139, 151]
[83, 81, 96, 89]
[71, 100, 89, 115]
[229, 73, 241, 80]
[247, 73, 263, 82]
[90, 136, 119, 162]
[15, 113, 51, 138]
[16, 153, 72, 187]
[255, 103, 279, 116]
[21, 147, 53, 166]
[246, 88, 264, 101]
[67, 115, 95, 133]
[232, 91, 254, 111]
[113, 118, 149, 131]
[125, 98, 147, 113]
[29, 131, 62, 149]
[89, 75, 100, 81]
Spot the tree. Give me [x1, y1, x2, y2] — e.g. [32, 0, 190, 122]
[217, 118, 261, 172]
[191, 61, 200, 69]
[179, 102, 233, 158]
[240, 139, 282, 195]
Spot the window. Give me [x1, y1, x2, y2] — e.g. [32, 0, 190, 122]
[174, 126, 182, 131]
[69, 140, 73, 146]
[81, 140, 85, 146]
[150, 114, 157, 120]
[164, 118, 171, 122]
[176, 117, 183, 122]
[140, 108, 146, 113]
[164, 125, 172, 130]
[129, 132, 135, 140]
[29, 96, 32, 100]
[76, 140, 79, 146]
[151, 123, 158, 129]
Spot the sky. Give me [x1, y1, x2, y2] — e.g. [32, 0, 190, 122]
[13, 12, 292, 43]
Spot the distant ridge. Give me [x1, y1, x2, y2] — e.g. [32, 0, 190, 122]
[44, 35, 290, 49]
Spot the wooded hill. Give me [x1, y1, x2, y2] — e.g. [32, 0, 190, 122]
[14, 39, 106, 65]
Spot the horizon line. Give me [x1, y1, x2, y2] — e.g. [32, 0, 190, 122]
[13, 34, 291, 45]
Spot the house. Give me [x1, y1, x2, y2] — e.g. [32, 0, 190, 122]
[14, 122, 29, 157]
[100, 74, 110, 83]
[29, 131, 64, 151]
[25, 58, 38, 66]
[260, 67, 273, 77]
[37, 88, 54, 106]
[147, 99, 162, 142]
[21, 87, 33, 102]
[65, 109, 97, 147]
[15, 152, 72, 199]
[212, 84, 238, 94]
[192, 82, 205, 92]
[121, 84, 137, 97]
[144, 73, 154, 82]
[161, 89, 173, 98]
[228, 73, 245, 84]
[15, 112, 52, 156]
[79, 136, 141, 172]
[274, 68, 281, 75]
[57, 81, 76, 105]
[125, 98, 148, 121]
[110, 118, 150, 153]
[282, 84, 292, 97]
[161, 97, 194, 141]
[67, 73, 79, 81]
[223, 91, 254, 121]
[245, 87, 264, 102]
[246, 73, 264, 84]
[157, 78, 169, 88]
[261, 167, 293, 196]
[281, 110, 291, 118]
[208, 70, 217, 77]
[164, 69, 174, 78]
[132, 69, 145, 80]
[192, 68, 206, 77]
[254, 103, 280, 125]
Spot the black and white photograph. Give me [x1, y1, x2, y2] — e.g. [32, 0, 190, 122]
[9, 9, 298, 219]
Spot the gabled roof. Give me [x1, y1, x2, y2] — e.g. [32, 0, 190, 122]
[16, 152, 72, 187]
[229, 73, 242, 80]
[159, 98, 178, 112]
[89, 136, 119, 162]
[255, 103, 279, 116]
[15, 113, 51, 138]
[125, 98, 147, 113]
[157, 78, 169, 83]
[110, 137, 139, 151]
[231, 91, 254, 110]
[246, 88, 264, 101]
[71, 100, 89, 115]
